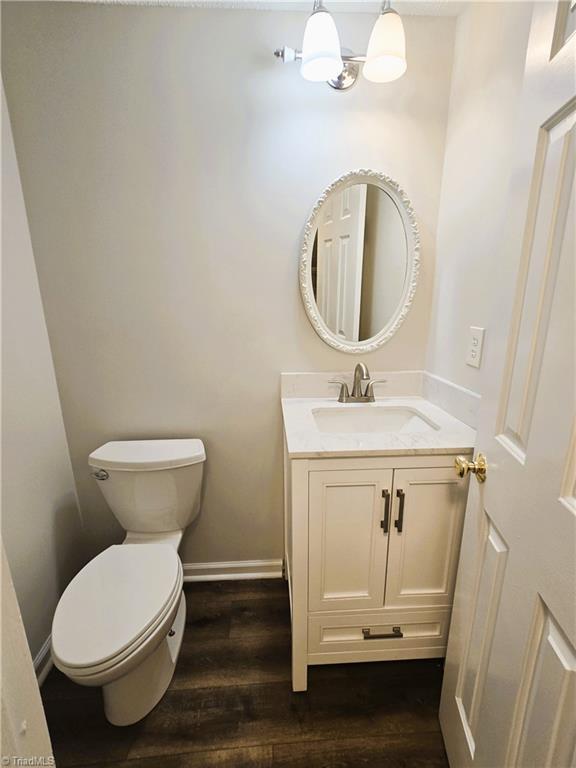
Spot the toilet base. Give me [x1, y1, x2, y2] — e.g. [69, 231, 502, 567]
[102, 591, 186, 726]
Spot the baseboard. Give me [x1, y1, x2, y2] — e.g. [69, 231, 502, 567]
[34, 634, 53, 686]
[182, 559, 283, 582]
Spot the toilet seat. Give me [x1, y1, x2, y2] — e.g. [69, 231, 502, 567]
[52, 544, 182, 676]
[55, 589, 184, 689]
[54, 570, 183, 682]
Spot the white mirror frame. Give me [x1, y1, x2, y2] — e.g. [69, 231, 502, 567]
[299, 169, 420, 354]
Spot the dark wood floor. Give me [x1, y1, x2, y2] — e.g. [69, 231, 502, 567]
[41, 579, 449, 768]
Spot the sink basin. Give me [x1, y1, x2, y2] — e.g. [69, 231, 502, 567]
[312, 406, 439, 434]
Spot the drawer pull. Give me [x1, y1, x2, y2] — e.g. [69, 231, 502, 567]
[362, 626, 403, 640]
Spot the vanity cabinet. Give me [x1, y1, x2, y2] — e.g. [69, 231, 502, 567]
[284, 455, 470, 692]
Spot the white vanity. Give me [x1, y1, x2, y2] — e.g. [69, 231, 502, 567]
[282, 382, 476, 692]
[285, 170, 477, 691]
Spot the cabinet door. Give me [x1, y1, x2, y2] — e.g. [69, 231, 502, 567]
[309, 469, 393, 612]
[385, 467, 467, 610]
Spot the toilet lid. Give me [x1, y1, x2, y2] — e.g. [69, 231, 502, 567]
[52, 544, 181, 669]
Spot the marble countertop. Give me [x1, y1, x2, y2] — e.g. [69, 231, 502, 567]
[281, 396, 476, 458]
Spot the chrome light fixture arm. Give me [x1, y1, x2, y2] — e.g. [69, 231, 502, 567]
[274, 47, 366, 64]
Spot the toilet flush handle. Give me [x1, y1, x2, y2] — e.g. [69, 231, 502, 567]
[91, 469, 109, 481]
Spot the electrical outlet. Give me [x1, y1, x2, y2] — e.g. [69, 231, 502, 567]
[466, 326, 485, 368]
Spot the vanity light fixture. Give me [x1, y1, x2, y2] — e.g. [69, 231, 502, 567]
[274, 0, 407, 91]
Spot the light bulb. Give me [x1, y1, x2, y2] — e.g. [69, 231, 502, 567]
[363, 2, 407, 83]
[301, 4, 343, 82]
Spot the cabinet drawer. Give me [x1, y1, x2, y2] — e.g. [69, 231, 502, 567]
[308, 610, 450, 655]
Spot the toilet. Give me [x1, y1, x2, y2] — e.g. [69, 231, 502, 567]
[51, 439, 206, 726]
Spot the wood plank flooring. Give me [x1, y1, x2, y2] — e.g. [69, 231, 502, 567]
[41, 579, 449, 768]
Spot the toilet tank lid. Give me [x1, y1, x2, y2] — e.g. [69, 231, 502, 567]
[88, 439, 206, 471]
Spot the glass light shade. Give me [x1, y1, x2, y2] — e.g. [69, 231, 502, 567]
[301, 9, 343, 82]
[363, 9, 407, 83]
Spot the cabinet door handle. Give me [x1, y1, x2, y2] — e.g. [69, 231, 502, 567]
[395, 489, 405, 533]
[380, 489, 390, 533]
[362, 626, 403, 640]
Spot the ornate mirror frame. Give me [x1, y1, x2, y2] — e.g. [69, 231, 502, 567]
[299, 169, 420, 354]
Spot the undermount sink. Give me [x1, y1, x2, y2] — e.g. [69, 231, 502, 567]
[312, 406, 439, 434]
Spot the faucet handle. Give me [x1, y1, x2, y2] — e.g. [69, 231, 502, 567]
[364, 379, 387, 400]
[329, 379, 350, 403]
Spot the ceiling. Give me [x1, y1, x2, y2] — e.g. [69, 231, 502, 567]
[51, 0, 465, 15]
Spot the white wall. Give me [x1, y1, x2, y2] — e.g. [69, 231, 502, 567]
[2, 3, 455, 565]
[1, 89, 85, 660]
[426, 2, 534, 395]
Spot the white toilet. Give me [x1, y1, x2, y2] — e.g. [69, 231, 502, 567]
[51, 439, 206, 726]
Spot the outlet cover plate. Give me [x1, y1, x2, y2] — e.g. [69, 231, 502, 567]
[466, 326, 485, 368]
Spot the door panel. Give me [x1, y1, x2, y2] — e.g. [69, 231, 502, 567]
[440, 4, 576, 766]
[308, 469, 392, 612]
[385, 468, 467, 610]
[454, 514, 509, 757]
[506, 597, 576, 768]
[496, 94, 575, 464]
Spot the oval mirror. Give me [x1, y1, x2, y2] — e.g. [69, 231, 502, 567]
[300, 170, 420, 353]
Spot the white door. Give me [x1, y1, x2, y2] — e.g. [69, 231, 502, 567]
[316, 184, 367, 342]
[308, 468, 392, 612]
[1, 548, 53, 761]
[385, 468, 467, 610]
[440, 5, 576, 767]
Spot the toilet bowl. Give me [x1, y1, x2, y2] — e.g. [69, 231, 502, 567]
[51, 439, 205, 725]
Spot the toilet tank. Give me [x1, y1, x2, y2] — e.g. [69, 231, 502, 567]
[88, 440, 206, 533]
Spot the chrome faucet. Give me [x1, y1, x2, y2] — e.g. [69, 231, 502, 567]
[351, 362, 370, 398]
[329, 363, 387, 403]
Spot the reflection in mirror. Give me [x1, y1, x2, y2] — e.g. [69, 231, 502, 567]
[311, 183, 408, 343]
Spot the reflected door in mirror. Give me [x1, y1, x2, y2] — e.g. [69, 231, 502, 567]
[312, 183, 408, 344]
[314, 185, 367, 341]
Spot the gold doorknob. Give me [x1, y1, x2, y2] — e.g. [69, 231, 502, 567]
[455, 453, 487, 483]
